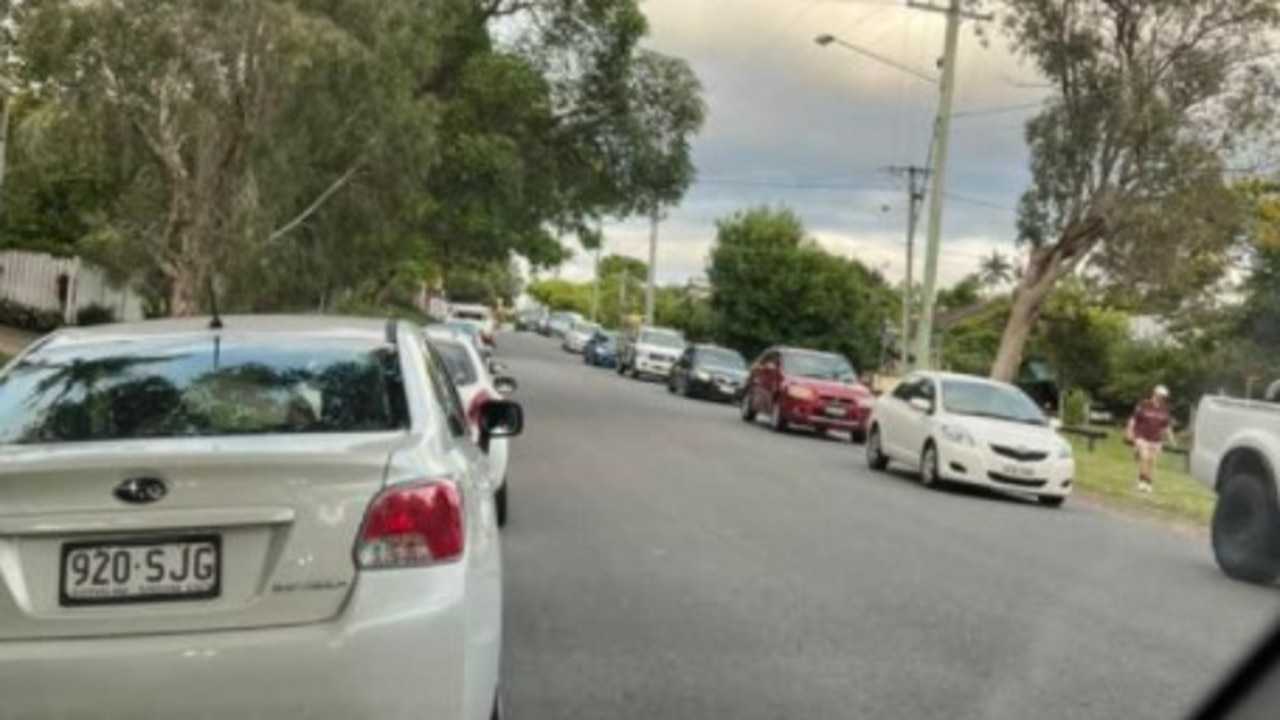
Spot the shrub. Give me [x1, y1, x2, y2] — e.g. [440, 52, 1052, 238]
[0, 298, 64, 334]
[75, 303, 117, 326]
[1062, 388, 1091, 427]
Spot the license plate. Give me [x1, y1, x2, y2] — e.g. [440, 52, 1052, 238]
[824, 404, 847, 418]
[1000, 464, 1036, 479]
[60, 536, 221, 606]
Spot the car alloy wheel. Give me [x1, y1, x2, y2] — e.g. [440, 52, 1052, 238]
[867, 427, 889, 471]
[920, 443, 941, 488]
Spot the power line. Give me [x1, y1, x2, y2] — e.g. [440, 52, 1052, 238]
[950, 101, 1045, 118]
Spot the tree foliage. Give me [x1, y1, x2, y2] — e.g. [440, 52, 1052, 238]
[707, 207, 895, 371]
[3, 0, 706, 316]
[988, 0, 1280, 380]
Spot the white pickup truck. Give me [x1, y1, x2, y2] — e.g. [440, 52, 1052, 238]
[1190, 394, 1280, 584]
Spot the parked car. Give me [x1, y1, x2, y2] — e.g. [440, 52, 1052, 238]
[617, 325, 686, 379]
[430, 320, 492, 362]
[514, 309, 542, 332]
[865, 371, 1074, 507]
[667, 344, 748, 402]
[740, 347, 874, 441]
[583, 330, 620, 368]
[545, 311, 582, 339]
[1190, 393, 1280, 584]
[562, 320, 601, 354]
[426, 327, 520, 527]
[0, 315, 523, 719]
[447, 303, 496, 348]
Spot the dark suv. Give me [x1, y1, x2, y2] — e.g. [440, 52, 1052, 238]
[740, 347, 874, 442]
[667, 344, 748, 402]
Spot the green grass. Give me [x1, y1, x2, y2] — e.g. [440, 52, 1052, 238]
[1068, 430, 1214, 526]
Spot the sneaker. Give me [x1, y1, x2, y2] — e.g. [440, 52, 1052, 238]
[1139, 480, 1153, 494]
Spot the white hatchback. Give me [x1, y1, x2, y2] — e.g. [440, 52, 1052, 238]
[865, 371, 1074, 507]
[0, 316, 522, 719]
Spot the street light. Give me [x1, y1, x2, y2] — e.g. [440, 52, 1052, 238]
[813, 34, 937, 84]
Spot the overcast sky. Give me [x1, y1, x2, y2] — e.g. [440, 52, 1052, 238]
[550, 0, 1051, 289]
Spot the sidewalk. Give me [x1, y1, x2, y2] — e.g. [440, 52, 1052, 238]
[0, 325, 37, 355]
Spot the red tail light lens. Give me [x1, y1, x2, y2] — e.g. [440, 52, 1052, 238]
[355, 482, 464, 568]
[467, 389, 494, 428]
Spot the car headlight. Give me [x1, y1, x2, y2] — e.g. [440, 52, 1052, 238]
[939, 424, 975, 446]
[694, 369, 710, 381]
[786, 385, 816, 400]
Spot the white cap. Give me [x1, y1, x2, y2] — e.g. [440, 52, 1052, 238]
[1154, 385, 1170, 397]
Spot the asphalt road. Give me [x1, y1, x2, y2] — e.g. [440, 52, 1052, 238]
[499, 332, 1278, 720]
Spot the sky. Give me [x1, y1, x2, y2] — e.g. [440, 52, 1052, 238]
[550, 0, 1051, 289]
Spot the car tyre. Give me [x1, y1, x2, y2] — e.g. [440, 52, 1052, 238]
[495, 483, 508, 528]
[666, 375, 676, 393]
[680, 377, 693, 398]
[770, 399, 789, 433]
[1037, 495, 1066, 509]
[920, 442, 942, 489]
[491, 691, 504, 720]
[616, 361, 626, 376]
[1212, 471, 1280, 584]
[740, 392, 757, 422]
[849, 429, 867, 444]
[866, 426, 889, 471]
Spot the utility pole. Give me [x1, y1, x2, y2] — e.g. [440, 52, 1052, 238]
[909, 0, 992, 369]
[620, 268, 630, 318]
[887, 164, 929, 370]
[589, 219, 604, 323]
[644, 205, 661, 325]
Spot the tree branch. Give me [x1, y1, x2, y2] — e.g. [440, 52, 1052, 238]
[266, 163, 361, 244]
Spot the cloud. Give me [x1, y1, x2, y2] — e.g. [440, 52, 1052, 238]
[558, 0, 1045, 290]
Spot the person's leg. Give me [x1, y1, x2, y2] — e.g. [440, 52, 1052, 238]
[1135, 441, 1155, 491]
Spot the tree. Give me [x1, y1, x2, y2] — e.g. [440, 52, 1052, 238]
[707, 207, 895, 371]
[1038, 280, 1129, 397]
[976, 250, 1014, 292]
[988, 0, 1280, 381]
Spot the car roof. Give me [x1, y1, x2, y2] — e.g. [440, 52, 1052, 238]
[35, 315, 395, 352]
[696, 343, 739, 353]
[914, 370, 1017, 388]
[775, 346, 845, 357]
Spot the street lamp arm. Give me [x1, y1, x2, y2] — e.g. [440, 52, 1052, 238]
[813, 34, 937, 84]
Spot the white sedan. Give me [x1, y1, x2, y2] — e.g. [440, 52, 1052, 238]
[865, 371, 1074, 507]
[426, 327, 519, 526]
[0, 315, 522, 719]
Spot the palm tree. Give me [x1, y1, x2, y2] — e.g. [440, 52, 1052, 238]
[977, 250, 1015, 292]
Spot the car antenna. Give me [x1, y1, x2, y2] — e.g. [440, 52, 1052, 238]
[207, 276, 223, 330]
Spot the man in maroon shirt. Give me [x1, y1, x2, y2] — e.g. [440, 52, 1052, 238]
[1125, 385, 1175, 493]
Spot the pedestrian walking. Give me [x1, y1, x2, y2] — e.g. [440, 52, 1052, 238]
[1125, 385, 1175, 494]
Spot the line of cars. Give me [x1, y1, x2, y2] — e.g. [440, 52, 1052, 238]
[0, 313, 524, 719]
[540, 315, 1076, 510]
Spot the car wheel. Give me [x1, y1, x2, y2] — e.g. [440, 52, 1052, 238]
[1212, 471, 1280, 584]
[1037, 495, 1066, 509]
[849, 429, 867, 444]
[770, 399, 788, 433]
[866, 426, 889, 471]
[616, 361, 626, 376]
[740, 392, 757, 422]
[666, 375, 676, 393]
[491, 691, 504, 720]
[920, 442, 942, 489]
[495, 483, 508, 528]
[680, 377, 692, 398]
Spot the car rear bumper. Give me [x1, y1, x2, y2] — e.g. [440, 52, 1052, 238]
[690, 378, 743, 400]
[937, 442, 1074, 497]
[781, 397, 871, 431]
[0, 569, 496, 720]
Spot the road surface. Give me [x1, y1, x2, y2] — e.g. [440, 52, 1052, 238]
[499, 332, 1277, 720]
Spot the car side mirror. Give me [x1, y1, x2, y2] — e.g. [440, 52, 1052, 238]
[908, 397, 933, 413]
[478, 399, 524, 453]
[493, 375, 518, 396]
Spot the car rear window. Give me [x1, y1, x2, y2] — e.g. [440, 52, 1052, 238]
[0, 338, 409, 444]
[432, 340, 479, 387]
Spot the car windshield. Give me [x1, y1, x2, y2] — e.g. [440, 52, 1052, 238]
[431, 340, 479, 387]
[941, 379, 1047, 426]
[452, 310, 488, 321]
[699, 348, 745, 370]
[784, 352, 855, 382]
[0, 339, 406, 444]
[639, 330, 684, 348]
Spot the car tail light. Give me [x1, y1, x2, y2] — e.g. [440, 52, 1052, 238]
[355, 482, 464, 568]
[786, 385, 816, 400]
[468, 389, 494, 428]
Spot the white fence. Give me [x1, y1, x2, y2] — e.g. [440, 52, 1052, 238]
[0, 251, 146, 324]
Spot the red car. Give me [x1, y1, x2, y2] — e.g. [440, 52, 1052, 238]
[739, 346, 874, 442]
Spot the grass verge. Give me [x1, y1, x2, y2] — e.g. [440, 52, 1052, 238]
[1068, 431, 1214, 526]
